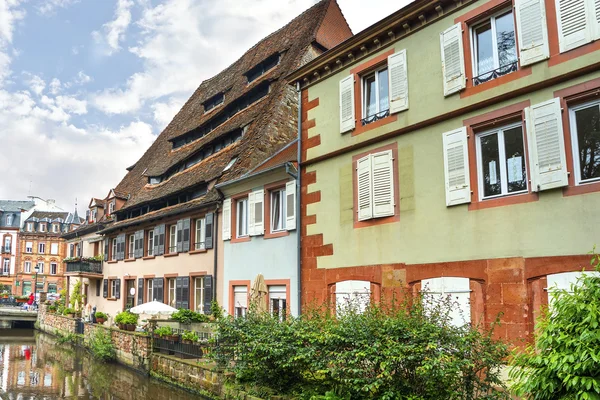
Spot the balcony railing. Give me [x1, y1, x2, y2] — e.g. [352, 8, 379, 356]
[473, 62, 518, 86]
[361, 109, 390, 126]
[65, 260, 102, 275]
[1, 246, 10, 254]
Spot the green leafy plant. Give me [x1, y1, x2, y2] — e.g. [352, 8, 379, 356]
[89, 329, 116, 362]
[16, 295, 29, 300]
[114, 311, 138, 325]
[510, 252, 600, 399]
[55, 331, 83, 344]
[94, 311, 108, 320]
[211, 300, 224, 320]
[181, 330, 199, 342]
[69, 280, 82, 309]
[47, 304, 57, 312]
[170, 308, 209, 324]
[154, 326, 173, 337]
[62, 307, 76, 316]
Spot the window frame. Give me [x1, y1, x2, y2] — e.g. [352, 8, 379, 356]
[128, 233, 135, 259]
[111, 238, 117, 261]
[110, 280, 118, 298]
[568, 99, 600, 186]
[27, 222, 33, 232]
[147, 230, 154, 256]
[52, 224, 59, 233]
[36, 261, 44, 274]
[270, 189, 286, 233]
[475, 121, 529, 200]
[168, 225, 178, 254]
[50, 263, 57, 275]
[195, 276, 205, 312]
[236, 198, 249, 238]
[38, 243, 45, 254]
[39, 223, 46, 232]
[25, 242, 32, 253]
[233, 285, 248, 318]
[2, 258, 10, 274]
[147, 279, 154, 302]
[360, 64, 390, 120]
[195, 218, 206, 250]
[24, 261, 31, 273]
[168, 278, 176, 307]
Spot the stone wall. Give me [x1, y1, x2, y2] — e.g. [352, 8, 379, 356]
[83, 323, 152, 371]
[150, 354, 224, 398]
[37, 305, 77, 336]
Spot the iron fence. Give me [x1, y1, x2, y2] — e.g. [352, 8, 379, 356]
[152, 336, 206, 359]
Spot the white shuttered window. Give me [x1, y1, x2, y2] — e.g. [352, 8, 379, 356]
[339, 75, 355, 133]
[285, 180, 296, 231]
[515, 0, 550, 66]
[422, 277, 471, 327]
[248, 189, 264, 236]
[388, 49, 409, 114]
[525, 98, 568, 191]
[222, 198, 231, 241]
[356, 150, 395, 221]
[442, 127, 471, 206]
[555, 0, 599, 53]
[440, 23, 466, 96]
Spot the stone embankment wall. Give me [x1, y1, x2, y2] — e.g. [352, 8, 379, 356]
[37, 306, 78, 335]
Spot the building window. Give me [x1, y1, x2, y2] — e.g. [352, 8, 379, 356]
[110, 280, 118, 298]
[421, 277, 471, 327]
[269, 285, 287, 321]
[38, 243, 45, 254]
[50, 243, 58, 255]
[50, 263, 57, 275]
[195, 218, 206, 250]
[47, 283, 57, 294]
[569, 100, 600, 185]
[2, 259, 9, 275]
[111, 238, 117, 261]
[108, 202, 114, 214]
[147, 279, 154, 301]
[39, 223, 46, 233]
[22, 281, 31, 295]
[475, 123, 527, 199]
[195, 277, 205, 312]
[26, 222, 33, 232]
[361, 66, 389, 125]
[25, 242, 32, 253]
[270, 189, 285, 232]
[356, 150, 395, 221]
[471, 10, 517, 86]
[335, 280, 370, 314]
[245, 52, 280, 84]
[236, 198, 248, 237]
[147, 230, 154, 256]
[547, 271, 600, 309]
[233, 285, 248, 318]
[52, 224, 59, 233]
[203, 92, 224, 113]
[128, 234, 135, 259]
[168, 278, 176, 307]
[24, 261, 31, 273]
[6, 214, 13, 226]
[169, 225, 178, 254]
[36, 261, 44, 274]
[3, 237, 10, 253]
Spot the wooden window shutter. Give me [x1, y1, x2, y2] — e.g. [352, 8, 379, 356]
[157, 224, 165, 255]
[181, 277, 190, 310]
[103, 279, 108, 298]
[137, 278, 144, 304]
[285, 180, 296, 231]
[222, 198, 231, 240]
[442, 127, 471, 206]
[251, 189, 264, 236]
[116, 234, 125, 260]
[115, 279, 121, 299]
[182, 218, 191, 252]
[176, 219, 184, 253]
[371, 150, 395, 218]
[515, 0, 550, 66]
[525, 98, 568, 191]
[339, 75, 355, 133]
[356, 155, 373, 220]
[388, 49, 409, 114]
[134, 230, 143, 258]
[153, 278, 164, 303]
[440, 23, 466, 96]
[205, 213, 214, 249]
[175, 277, 183, 309]
[153, 226, 160, 256]
[103, 240, 108, 261]
[555, 0, 591, 52]
[203, 275, 213, 314]
[247, 192, 256, 236]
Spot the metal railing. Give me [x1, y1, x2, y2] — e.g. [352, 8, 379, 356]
[1, 246, 10, 254]
[473, 61, 518, 86]
[361, 109, 390, 126]
[193, 241, 206, 251]
[65, 260, 102, 274]
[152, 336, 206, 359]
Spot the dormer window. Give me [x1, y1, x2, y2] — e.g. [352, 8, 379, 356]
[92, 210, 97, 222]
[108, 202, 115, 214]
[6, 214, 13, 226]
[203, 93, 224, 113]
[149, 177, 162, 185]
[39, 223, 46, 233]
[52, 224, 59, 233]
[245, 53, 280, 84]
[26, 222, 33, 232]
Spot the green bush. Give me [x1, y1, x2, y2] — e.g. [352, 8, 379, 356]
[182, 330, 199, 342]
[510, 253, 600, 399]
[94, 311, 108, 319]
[114, 311, 138, 325]
[211, 300, 224, 320]
[154, 326, 173, 337]
[62, 307, 76, 315]
[89, 329, 116, 362]
[170, 308, 209, 324]
[213, 294, 509, 399]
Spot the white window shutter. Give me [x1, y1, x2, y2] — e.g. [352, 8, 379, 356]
[515, 0, 550, 66]
[285, 180, 296, 231]
[356, 155, 373, 220]
[339, 75, 355, 133]
[443, 127, 471, 206]
[555, 0, 591, 52]
[592, 0, 600, 40]
[251, 189, 264, 236]
[388, 50, 408, 114]
[247, 192, 256, 236]
[371, 150, 395, 218]
[525, 98, 568, 191]
[222, 198, 231, 241]
[440, 23, 466, 96]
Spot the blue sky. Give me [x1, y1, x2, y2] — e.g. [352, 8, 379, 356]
[0, 0, 407, 212]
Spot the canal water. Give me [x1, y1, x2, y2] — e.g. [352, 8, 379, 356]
[0, 329, 207, 399]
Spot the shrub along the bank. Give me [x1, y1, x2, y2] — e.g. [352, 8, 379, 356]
[213, 294, 509, 399]
[510, 253, 600, 399]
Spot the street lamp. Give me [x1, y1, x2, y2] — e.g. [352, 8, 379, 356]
[33, 265, 40, 303]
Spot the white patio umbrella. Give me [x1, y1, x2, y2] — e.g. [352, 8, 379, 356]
[129, 301, 178, 316]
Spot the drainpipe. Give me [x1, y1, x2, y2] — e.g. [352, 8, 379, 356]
[295, 81, 302, 316]
[212, 205, 219, 305]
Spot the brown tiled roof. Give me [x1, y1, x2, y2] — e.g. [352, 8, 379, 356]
[27, 211, 70, 221]
[112, 0, 351, 214]
[247, 140, 298, 176]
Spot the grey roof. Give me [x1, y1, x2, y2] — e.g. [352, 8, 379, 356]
[0, 200, 35, 212]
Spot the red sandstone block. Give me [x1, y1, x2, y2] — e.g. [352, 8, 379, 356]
[487, 304, 527, 324]
[304, 191, 321, 204]
[488, 267, 524, 284]
[303, 172, 317, 185]
[486, 283, 502, 303]
[505, 323, 530, 345]
[488, 257, 525, 271]
[302, 234, 323, 247]
[303, 214, 317, 226]
[303, 119, 316, 130]
[305, 98, 320, 110]
[313, 244, 334, 257]
[502, 283, 527, 305]
[305, 135, 321, 149]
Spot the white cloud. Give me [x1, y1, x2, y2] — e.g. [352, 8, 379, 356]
[74, 70, 92, 85]
[24, 73, 46, 96]
[92, 0, 134, 55]
[49, 78, 61, 94]
[37, 0, 80, 16]
[55, 95, 87, 115]
[0, 0, 25, 85]
[151, 95, 185, 129]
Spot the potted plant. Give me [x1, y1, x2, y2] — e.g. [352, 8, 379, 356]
[63, 307, 76, 318]
[114, 311, 138, 331]
[95, 311, 108, 324]
[181, 330, 198, 344]
[154, 326, 179, 342]
[15, 295, 29, 303]
[47, 304, 57, 314]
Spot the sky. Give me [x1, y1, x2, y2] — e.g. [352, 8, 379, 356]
[0, 0, 410, 213]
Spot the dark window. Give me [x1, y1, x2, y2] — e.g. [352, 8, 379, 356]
[203, 93, 224, 113]
[245, 53, 280, 84]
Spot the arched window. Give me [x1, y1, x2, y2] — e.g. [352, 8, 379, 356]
[421, 277, 471, 327]
[335, 280, 371, 314]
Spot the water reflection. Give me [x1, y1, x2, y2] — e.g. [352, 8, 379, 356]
[0, 330, 206, 399]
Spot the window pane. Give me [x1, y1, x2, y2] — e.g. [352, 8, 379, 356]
[480, 133, 501, 197]
[272, 191, 282, 231]
[503, 126, 527, 192]
[475, 22, 494, 76]
[364, 74, 377, 117]
[378, 68, 389, 112]
[575, 105, 600, 182]
[495, 12, 517, 68]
